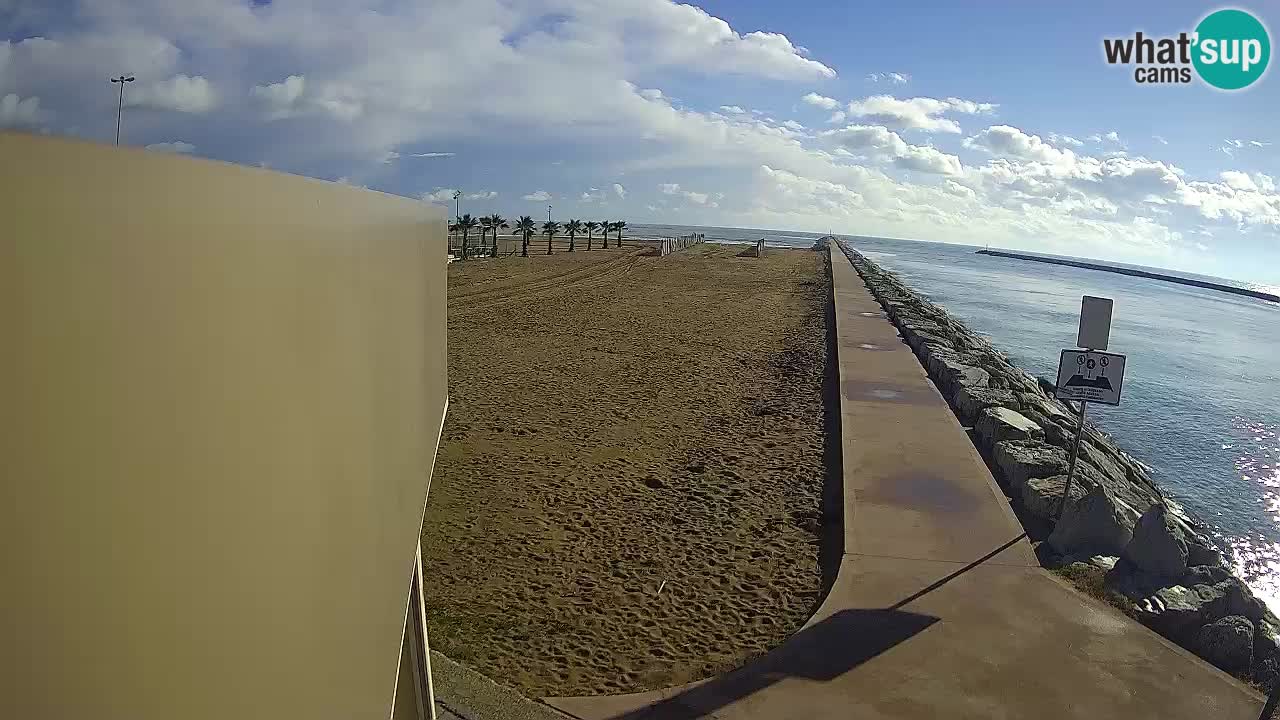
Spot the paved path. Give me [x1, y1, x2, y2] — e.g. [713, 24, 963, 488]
[544, 246, 1262, 719]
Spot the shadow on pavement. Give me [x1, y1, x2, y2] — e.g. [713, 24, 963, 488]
[605, 608, 938, 720]
[605, 533, 1028, 720]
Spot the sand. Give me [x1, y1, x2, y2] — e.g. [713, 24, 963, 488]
[420, 241, 835, 697]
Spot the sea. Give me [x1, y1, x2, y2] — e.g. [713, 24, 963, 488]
[632, 224, 1280, 613]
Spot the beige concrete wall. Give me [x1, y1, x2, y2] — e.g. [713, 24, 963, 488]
[0, 132, 448, 719]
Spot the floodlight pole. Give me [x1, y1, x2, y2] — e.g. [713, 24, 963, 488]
[111, 75, 136, 146]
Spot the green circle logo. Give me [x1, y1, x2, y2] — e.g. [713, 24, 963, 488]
[1193, 9, 1270, 90]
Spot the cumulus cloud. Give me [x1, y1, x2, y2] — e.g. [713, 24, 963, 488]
[613, 183, 627, 198]
[0, 93, 41, 127]
[144, 140, 195, 153]
[467, 191, 498, 200]
[127, 74, 217, 113]
[845, 95, 996, 133]
[963, 125, 1076, 166]
[251, 75, 306, 120]
[827, 110, 846, 124]
[659, 181, 712, 205]
[783, 119, 804, 131]
[422, 188, 458, 203]
[801, 92, 840, 110]
[822, 124, 962, 175]
[523, 190, 552, 202]
[720, 105, 746, 114]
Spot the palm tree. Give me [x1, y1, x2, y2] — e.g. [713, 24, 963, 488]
[564, 219, 583, 252]
[478, 216, 492, 256]
[486, 214, 508, 257]
[542, 220, 560, 255]
[514, 216, 535, 258]
[613, 220, 627, 247]
[585, 221, 600, 251]
[455, 213, 479, 260]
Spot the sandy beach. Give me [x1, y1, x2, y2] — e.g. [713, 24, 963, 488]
[420, 242, 834, 696]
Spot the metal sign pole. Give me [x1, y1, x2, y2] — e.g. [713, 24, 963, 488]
[1056, 399, 1089, 521]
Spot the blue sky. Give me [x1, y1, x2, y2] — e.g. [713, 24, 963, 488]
[2, 1, 1278, 285]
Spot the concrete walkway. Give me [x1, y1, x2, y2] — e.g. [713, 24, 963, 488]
[543, 247, 1262, 719]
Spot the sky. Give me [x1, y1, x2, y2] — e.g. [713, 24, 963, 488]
[2, 0, 1279, 286]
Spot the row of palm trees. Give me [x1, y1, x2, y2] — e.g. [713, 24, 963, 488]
[450, 214, 627, 259]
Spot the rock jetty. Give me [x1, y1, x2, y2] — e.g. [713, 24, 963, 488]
[837, 241, 1280, 685]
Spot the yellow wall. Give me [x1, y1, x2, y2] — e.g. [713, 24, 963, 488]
[0, 132, 448, 719]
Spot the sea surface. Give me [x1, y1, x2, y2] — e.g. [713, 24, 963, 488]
[634, 223, 1280, 612]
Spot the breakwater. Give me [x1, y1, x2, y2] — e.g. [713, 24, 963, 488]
[839, 240, 1280, 686]
[976, 249, 1280, 303]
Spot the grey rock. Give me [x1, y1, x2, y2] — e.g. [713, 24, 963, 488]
[954, 386, 1019, 425]
[906, 331, 952, 356]
[1132, 583, 1227, 640]
[1048, 484, 1136, 558]
[1079, 441, 1129, 487]
[1197, 615, 1254, 673]
[1087, 555, 1120, 572]
[1225, 579, 1267, 622]
[1123, 504, 1190, 579]
[935, 357, 990, 394]
[975, 407, 1043, 447]
[993, 440, 1069, 492]
[1187, 538, 1224, 568]
[1021, 474, 1089, 522]
[1182, 565, 1232, 586]
[1254, 619, 1280, 663]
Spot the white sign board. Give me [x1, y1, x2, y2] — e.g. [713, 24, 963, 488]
[1055, 350, 1126, 406]
[1077, 296, 1113, 350]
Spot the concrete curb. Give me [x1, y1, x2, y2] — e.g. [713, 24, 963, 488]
[430, 651, 576, 720]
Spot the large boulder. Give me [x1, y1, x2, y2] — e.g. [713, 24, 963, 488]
[1197, 615, 1254, 673]
[1048, 484, 1136, 558]
[1132, 583, 1229, 641]
[905, 331, 952, 356]
[1123, 504, 1190, 579]
[993, 440, 1069, 492]
[1255, 618, 1280, 664]
[954, 386, 1019, 425]
[1022, 474, 1089, 522]
[934, 356, 990, 395]
[975, 407, 1043, 447]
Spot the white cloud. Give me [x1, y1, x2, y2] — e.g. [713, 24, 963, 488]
[783, 119, 804, 131]
[1221, 138, 1271, 156]
[127, 74, 217, 113]
[1153, 135, 1168, 145]
[144, 140, 195, 154]
[423, 188, 458, 204]
[827, 110, 846, 124]
[1220, 171, 1258, 192]
[523, 190, 552, 202]
[1049, 133, 1084, 148]
[640, 88, 665, 101]
[408, 152, 455, 158]
[613, 182, 627, 199]
[251, 75, 306, 120]
[801, 92, 840, 110]
[659, 181, 711, 204]
[963, 125, 1077, 166]
[381, 150, 401, 164]
[867, 72, 911, 84]
[720, 105, 746, 114]
[1086, 131, 1125, 147]
[466, 191, 498, 200]
[822, 124, 962, 175]
[846, 95, 995, 134]
[0, 93, 41, 127]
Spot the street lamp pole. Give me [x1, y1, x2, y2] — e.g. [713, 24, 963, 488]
[547, 205, 552, 223]
[110, 75, 136, 146]
[453, 190, 462, 253]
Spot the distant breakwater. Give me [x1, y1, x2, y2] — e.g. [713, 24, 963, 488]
[976, 249, 1280, 303]
[837, 240, 1280, 685]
